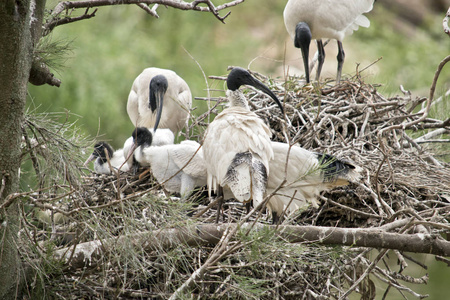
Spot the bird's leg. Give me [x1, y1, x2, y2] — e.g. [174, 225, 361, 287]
[138, 168, 151, 180]
[272, 211, 279, 225]
[315, 39, 325, 82]
[215, 186, 224, 224]
[336, 41, 345, 85]
[245, 200, 252, 214]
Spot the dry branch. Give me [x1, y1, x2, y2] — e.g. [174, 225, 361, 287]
[54, 223, 450, 270]
[48, 0, 244, 31]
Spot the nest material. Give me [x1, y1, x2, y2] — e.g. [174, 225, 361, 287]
[20, 74, 449, 299]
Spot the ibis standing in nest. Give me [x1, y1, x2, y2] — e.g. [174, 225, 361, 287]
[266, 142, 363, 224]
[202, 67, 284, 222]
[127, 67, 192, 133]
[283, 0, 375, 84]
[84, 142, 130, 174]
[127, 127, 206, 199]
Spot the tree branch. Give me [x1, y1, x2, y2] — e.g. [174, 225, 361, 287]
[44, 8, 98, 36]
[377, 55, 450, 150]
[29, 59, 61, 87]
[54, 223, 450, 271]
[49, 0, 244, 27]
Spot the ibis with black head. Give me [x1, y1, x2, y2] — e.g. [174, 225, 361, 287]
[84, 142, 129, 174]
[127, 67, 192, 133]
[202, 67, 285, 222]
[266, 141, 363, 224]
[123, 128, 175, 174]
[284, 0, 375, 84]
[127, 127, 206, 198]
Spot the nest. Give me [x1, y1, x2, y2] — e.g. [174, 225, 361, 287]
[19, 73, 449, 299]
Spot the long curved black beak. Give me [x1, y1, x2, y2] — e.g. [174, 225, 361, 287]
[149, 75, 168, 132]
[227, 67, 284, 115]
[294, 22, 312, 84]
[152, 90, 165, 132]
[124, 141, 137, 165]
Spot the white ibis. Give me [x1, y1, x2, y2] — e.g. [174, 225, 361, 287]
[283, 0, 375, 84]
[123, 128, 175, 173]
[129, 127, 207, 198]
[127, 67, 192, 133]
[202, 67, 284, 222]
[266, 142, 362, 223]
[84, 142, 129, 174]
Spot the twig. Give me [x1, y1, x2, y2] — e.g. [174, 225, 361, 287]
[135, 3, 159, 18]
[377, 55, 450, 147]
[49, 0, 243, 28]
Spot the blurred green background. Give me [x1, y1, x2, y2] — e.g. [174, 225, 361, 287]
[29, 1, 450, 150]
[27, 1, 449, 298]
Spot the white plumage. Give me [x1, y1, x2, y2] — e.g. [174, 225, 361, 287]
[202, 67, 284, 221]
[284, 0, 375, 83]
[266, 142, 363, 223]
[123, 128, 175, 173]
[127, 67, 192, 133]
[130, 127, 206, 198]
[84, 142, 129, 174]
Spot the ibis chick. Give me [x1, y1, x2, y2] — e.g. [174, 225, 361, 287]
[123, 128, 175, 173]
[129, 127, 206, 198]
[84, 142, 129, 174]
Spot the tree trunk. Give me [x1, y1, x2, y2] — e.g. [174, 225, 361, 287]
[0, 0, 43, 298]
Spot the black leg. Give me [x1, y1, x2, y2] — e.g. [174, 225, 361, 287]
[316, 39, 325, 82]
[272, 211, 279, 225]
[336, 41, 345, 84]
[245, 200, 252, 214]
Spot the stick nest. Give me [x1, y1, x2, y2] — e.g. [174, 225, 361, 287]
[20, 73, 449, 299]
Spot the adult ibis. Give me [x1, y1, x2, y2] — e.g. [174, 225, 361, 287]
[127, 68, 192, 133]
[284, 0, 375, 84]
[202, 67, 284, 222]
[266, 142, 362, 223]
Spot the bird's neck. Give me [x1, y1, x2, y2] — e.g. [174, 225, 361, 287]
[227, 90, 249, 110]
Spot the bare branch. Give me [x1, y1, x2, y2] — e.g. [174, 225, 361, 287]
[54, 223, 450, 271]
[135, 3, 159, 18]
[49, 0, 244, 27]
[44, 8, 97, 36]
[377, 55, 450, 149]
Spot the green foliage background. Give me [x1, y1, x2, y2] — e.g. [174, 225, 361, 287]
[30, 1, 449, 150]
[26, 1, 449, 298]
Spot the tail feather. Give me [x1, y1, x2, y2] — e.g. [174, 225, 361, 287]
[223, 152, 268, 204]
[223, 152, 253, 202]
